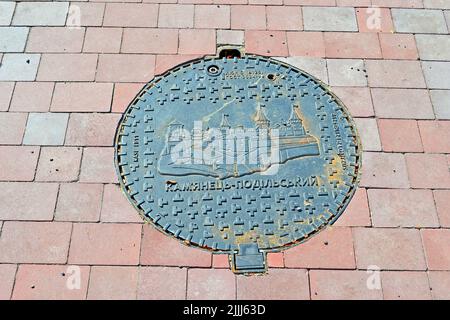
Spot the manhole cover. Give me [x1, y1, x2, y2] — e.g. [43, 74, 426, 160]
[115, 52, 361, 274]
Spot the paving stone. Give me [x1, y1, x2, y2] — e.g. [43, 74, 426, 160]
[416, 35, 450, 61]
[405, 153, 450, 189]
[0, 112, 27, 145]
[10, 82, 54, 112]
[372, 0, 424, 8]
[366, 60, 426, 88]
[112, 83, 145, 112]
[332, 87, 374, 117]
[334, 188, 371, 227]
[310, 270, 383, 300]
[65, 113, 120, 146]
[303, 7, 357, 31]
[68, 2, 104, 27]
[424, 0, 450, 8]
[245, 31, 288, 57]
[0, 264, 16, 300]
[285, 0, 335, 5]
[446, 10, 450, 27]
[418, 121, 450, 153]
[187, 269, 235, 300]
[327, 59, 367, 87]
[159, 4, 194, 28]
[422, 62, 450, 89]
[103, 3, 158, 27]
[26, 27, 84, 53]
[69, 223, 142, 265]
[23, 113, 69, 146]
[55, 183, 103, 222]
[356, 7, 394, 33]
[368, 189, 439, 228]
[230, 5, 266, 30]
[379, 33, 418, 60]
[138, 267, 187, 300]
[37, 54, 97, 81]
[338, 0, 371, 5]
[79, 147, 117, 183]
[0, 182, 58, 220]
[378, 119, 423, 152]
[353, 228, 427, 270]
[155, 54, 203, 76]
[266, 6, 302, 31]
[140, 226, 212, 267]
[430, 90, 450, 119]
[237, 269, 309, 300]
[0, 27, 29, 52]
[101, 184, 142, 223]
[217, 30, 244, 45]
[433, 190, 450, 227]
[0, 82, 14, 111]
[392, 9, 447, 34]
[0, 2, 15, 26]
[179, 29, 216, 55]
[0, 146, 39, 181]
[12, 265, 89, 300]
[382, 271, 432, 300]
[212, 254, 230, 268]
[122, 28, 178, 54]
[195, 5, 230, 29]
[324, 33, 382, 59]
[36, 147, 82, 182]
[428, 271, 450, 299]
[0, 54, 40, 81]
[0, 221, 72, 263]
[360, 152, 409, 188]
[422, 229, 450, 270]
[371, 89, 434, 119]
[287, 32, 325, 57]
[51, 83, 113, 112]
[88, 266, 138, 300]
[13, 2, 69, 26]
[275, 57, 328, 83]
[96, 54, 155, 83]
[267, 252, 284, 268]
[354, 118, 381, 151]
[83, 27, 122, 53]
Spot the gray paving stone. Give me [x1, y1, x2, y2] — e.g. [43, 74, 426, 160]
[217, 30, 244, 46]
[13, 2, 69, 26]
[303, 7, 357, 32]
[422, 61, 450, 89]
[445, 11, 450, 27]
[0, 2, 15, 26]
[430, 90, 450, 119]
[327, 59, 367, 87]
[0, 27, 29, 52]
[23, 113, 69, 146]
[0, 54, 40, 81]
[392, 9, 448, 34]
[274, 57, 328, 84]
[424, 0, 450, 9]
[416, 35, 450, 61]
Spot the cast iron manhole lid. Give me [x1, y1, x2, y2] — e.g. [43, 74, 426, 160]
[115, 52, 361, 274]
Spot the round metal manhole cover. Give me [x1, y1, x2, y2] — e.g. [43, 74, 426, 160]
[115, 53, 362, 274]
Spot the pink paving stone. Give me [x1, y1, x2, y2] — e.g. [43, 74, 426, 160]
[405, 153, 450, 189]
[0, 264, 16, 300]
[359, 152, 410, 188]
[287, 32, 325, 57]
[212, 254, 230, 268]
[0, 182, 58, 220]
[26, 27, 85, 53]
[69, 223, 142, 265]
[36, 147, 83, 182]
[10, 82, 54, 112]
[0, 146, 39, 181]
[245, 31, 288, 57]
[324, 33, 382, 59]
[372, 0, 423, 8]
[284, 0, 335, 4]
[422, 229, 450, 271]
[37, 54, 98, 82]
[158, 4, 194, 28]
[354, 118, 381, 151]
[69, 2, 105, 27]
[83, 28, 122, 53]
[0, 221, 72, 263]
[103, 3, 158, 27]
[100, 184, 142, 223]
[378, 119, 423, 152]
[112, 83, 145, 112]
[65, 113, 121, 146]
[179, 29, 216, 55]
[231, 5, 266, 30]
[187, 269, 235, 300]
[379, 33, 418, 60]
[55, 183, 103, 222]
[368, 189, 439, 228]
[140, 226, 212, 267]
[332, 87, 374, 117]
[433, 190, 450, 227]
[137, 267, 187, 300]
[80, 147, 117, 183]
[428, 271, 450, 299]
[266, 6, 302, 31]
[237, 269, 310, 300]
[155, 54, 203, 75]
[96, 54, 156, 83]
[366, 60, 426, 88]
[122, 28, 178, 54]
[382, 271, 432, 300]
[356, 7, 394, 33]
[195, 5, 230, 29]
[12, 265, 90, 300]
[310, 270, 383, 300]
[285, 227, 355, 269]
[418, 121, 450, 153]
[334, 188, 371, 227]
[0, 112, 27, 144]
[353, 228, 427, 270]
[51, 83, 113, 112]
[267, 252, 284, 268]
[337, 0, 372, 5]
[88, 266, 138, 300]
[0, 82, 14, 111]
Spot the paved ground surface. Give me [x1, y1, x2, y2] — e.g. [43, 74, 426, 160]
[0, 0, 449, 300]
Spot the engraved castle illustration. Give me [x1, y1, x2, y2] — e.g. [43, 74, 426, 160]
[157, 104, 320, 179]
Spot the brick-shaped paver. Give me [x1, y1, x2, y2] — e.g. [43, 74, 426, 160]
[379, 33, 418, 60]
[428, 271, 450, 300]
[103, 3, 158, 27]
[159, 4, 194, 28]
[287, 32, 325, 57]
[0, 182, 58, 221]
[382, 272, 432, 300]
[68, 2, 104, 27]
[392, 9, 447, 34]
[276, 57, 328, 83]
[422, 62, 450, 89]
[155, 54, 203, 76]
[79, 147, 117, 183]
[83, 28, 122, 53]
[187, 269, 235, 300]
[212, 254, 230, 269]
[424, 0, 450, 9]
[418, 121, 450, 153]
[12, 265, 89, 300]
[217, 30, 244, 46]
[140, 226, 212, 267]
[195, 4, 230, 29]
[267, 252, 284, 268]
[416, 35, 450, 61]
[354, 118, 381, 151]
[51, 83, 113, 112]
[378, 119, 423, 152]
[245, 31, 288, 56]
[178, 29, 216, 55]
[433, 190, 450, 227]
[0, 221, 72, 263]
[334, 188, 371, 227]
[356, 7, 394, 33]
[353, 228, 427, 270]
[112, 83, 145, 113]
[0, 112, 27, 145]
[368, 189, 439, 228]
[266, 5, 302, 31]
[65, 113, 120, 146]
[230, 5, 266, 30]
[10, 82, 54, 112]
[13, 2, 69, 26]
[324, 33, 382, 59]
[359, 152, 409, 188]
[0, 264, 16, 300]
[88, 266, 138, 300]
[332, 87, 374, 117]
[0, 82, 14, 111]
[55, 183, 103, 222]
[101, 184, 142, 223]
[23, 113, 69, 145]
[0, 27, 29, 52]
[327, 59, 367, 87]
[69, 223, 142, 265]
[122, 28, 178, 54]
[37, 54, 97, 81]
[26, 27, 84, 53]
[430, 90, 450, 119]
[0, 2, 15, 26]
[138, 267, 187, 300]
[422, 229, 450, 271]
[96, 54, 155, 83]
[310, 270, 383, 300]
[0, 146, 39, 181]
[366, 60, 426, 88]
[372, 0, 424, 8]
[0, 54, 40, 81]
[446, 10, 450, 27]
[405, 153, 450, 189]
[304, 7, 357, 31]
[36, 147, 82, 182]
